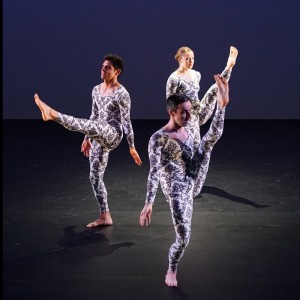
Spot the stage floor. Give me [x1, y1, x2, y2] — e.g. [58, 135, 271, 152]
[3, 119, 300, 300]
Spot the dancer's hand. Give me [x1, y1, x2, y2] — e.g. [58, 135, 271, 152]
[81, 140, 91, 157]
[130, 147, 142, 166]
[140, 203, 152, 226]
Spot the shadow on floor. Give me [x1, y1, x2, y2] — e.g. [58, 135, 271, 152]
[199, 185, 270, 208]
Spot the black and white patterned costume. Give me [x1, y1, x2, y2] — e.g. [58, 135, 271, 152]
[166, 68, 231, 147]
[147, 84, 227, 272]
[56, 85, 135, 212]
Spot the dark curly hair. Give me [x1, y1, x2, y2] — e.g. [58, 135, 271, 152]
[103, 54, 124, 73]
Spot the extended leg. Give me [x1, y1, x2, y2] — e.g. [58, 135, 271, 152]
[192, 115, 223, 198]
[193, 76, 229, 197]
[56, 113, 120, 148]
[198, 46, 238, 126]
[34, 93, 120, 148]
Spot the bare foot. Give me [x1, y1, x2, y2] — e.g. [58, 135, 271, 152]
[226, 46, 238, 71]
[34, 93, 57, 121]
[165, 269, 178, 287]
[214, 74, 229, 108]
[86, 211, 113, 228]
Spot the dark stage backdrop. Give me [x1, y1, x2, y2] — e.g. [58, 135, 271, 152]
[3, 0, 300, 120]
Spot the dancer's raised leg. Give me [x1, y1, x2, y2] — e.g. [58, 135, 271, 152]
[34, 93, 120, 148]
[214, 74, 229, 108]
[198, 46, 237, 125]
[193, 73, 230, 198]
[34, 93, 58, 121]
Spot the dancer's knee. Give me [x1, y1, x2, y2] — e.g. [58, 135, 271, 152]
[176, 224, 191, 249]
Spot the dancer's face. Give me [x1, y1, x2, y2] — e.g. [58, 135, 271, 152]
[171, 101, 192, 127]
[178, 51, 194, 69]
[101, 60, 121, 81]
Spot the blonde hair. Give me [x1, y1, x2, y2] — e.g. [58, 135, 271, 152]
[174, 46, 193, 61]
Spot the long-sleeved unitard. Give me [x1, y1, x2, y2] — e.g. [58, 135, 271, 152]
[146, 93, 226, 272]
[166, 68, 231, 148]
[55, 85, 135, 212]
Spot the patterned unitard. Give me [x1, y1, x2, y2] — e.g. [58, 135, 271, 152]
[56, 85, 135, 212]
[166, 68, 231, 147]
[145, 92, 226, 272]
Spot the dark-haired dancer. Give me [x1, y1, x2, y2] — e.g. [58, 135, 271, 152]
[140, 74, 230, 287]
[35, 54, 142, 227]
